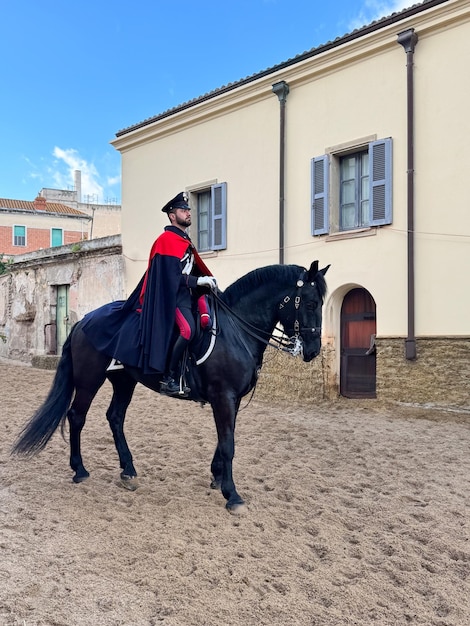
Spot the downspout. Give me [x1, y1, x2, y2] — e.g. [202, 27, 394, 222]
[397, 28, 418, 360]
[272, 80, 290, 265]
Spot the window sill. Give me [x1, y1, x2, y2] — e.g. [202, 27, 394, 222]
[199, 250, 219, 259]
[325, 227, 377, 242]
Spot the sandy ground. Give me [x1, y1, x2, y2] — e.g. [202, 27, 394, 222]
[0, 361, 469, 626]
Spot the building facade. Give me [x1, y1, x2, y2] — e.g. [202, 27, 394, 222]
[0, 196, 91, 256]
[109, 0, 469, 408]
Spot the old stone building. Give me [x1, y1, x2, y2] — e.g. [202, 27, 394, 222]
[0, 236, 124, 362]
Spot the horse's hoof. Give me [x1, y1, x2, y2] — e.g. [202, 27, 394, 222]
[73, 471, 89, 484]
[210, 479, 221, 490]
[120, 475, 139, 491]
[226, 500, 247, 515]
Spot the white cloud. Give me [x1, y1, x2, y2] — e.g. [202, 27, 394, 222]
[107, 175, 121, 187]
[52, 147, 104, 203]
[350, 0, 415, 30]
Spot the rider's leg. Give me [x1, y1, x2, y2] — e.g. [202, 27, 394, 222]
[161, 307, 195, 396]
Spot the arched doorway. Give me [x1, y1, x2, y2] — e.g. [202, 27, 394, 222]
[340, 288, 376, 398]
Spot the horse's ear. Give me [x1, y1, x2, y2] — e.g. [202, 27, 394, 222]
[308, 261, 319, 280]
[320, 264, 330, 276]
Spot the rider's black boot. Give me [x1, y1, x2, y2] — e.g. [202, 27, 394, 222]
[160, 336, 191, 397]
[160, 374, 188, 396]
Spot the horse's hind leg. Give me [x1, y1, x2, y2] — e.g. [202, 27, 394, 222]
[68, 325, 108, 483]
[106, 373, 138, 489]
[68, 388, 99, 483]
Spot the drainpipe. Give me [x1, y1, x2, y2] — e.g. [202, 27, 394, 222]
[397, 28, 418, 360]
[272, 80, 290, 265]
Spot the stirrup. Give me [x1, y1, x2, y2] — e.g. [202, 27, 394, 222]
[107, 358, 124, 371]
[160, 376, 190, 398]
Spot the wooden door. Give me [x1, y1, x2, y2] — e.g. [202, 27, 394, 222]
[340, 288, 376, 398]
[56, 285, 70, 355]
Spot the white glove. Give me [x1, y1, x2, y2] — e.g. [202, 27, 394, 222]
[197, 276, 217, 291]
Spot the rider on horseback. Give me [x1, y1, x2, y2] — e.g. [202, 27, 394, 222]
[141, 192, 216, 397]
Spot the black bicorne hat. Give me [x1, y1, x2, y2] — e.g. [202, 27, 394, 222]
[161, 191, 191, 213]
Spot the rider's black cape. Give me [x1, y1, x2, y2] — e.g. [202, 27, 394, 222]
[81, 226, 211, 374]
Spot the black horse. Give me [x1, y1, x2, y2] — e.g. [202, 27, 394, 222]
[13, 261, 328, 512]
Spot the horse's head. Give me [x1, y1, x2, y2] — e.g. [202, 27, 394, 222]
[278, 261, 330, 362]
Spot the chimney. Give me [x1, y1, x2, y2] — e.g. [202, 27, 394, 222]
[33, 195, 47, 211]
[74, 170, 82, 203]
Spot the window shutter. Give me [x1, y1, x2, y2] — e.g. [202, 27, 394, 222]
[369, 138, 392, 226]
[51, 228, 63, 247]
[211, 182, 227, 250]
[311, 155, 329, 235]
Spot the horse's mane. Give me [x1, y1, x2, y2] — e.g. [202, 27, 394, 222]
[222, 264, 326, 306]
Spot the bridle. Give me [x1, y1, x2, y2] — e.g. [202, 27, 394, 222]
[211, 270, 322, 358]
[277, 270, 322, 356]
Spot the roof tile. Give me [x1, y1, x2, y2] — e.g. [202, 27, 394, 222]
[0, 198, 88, 217]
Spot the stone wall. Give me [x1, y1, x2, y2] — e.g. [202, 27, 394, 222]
[376, 337, 470, 408]
[255, 348, 329, 406]
[255, 338, 469, 411]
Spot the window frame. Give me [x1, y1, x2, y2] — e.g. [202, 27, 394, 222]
[311, 138, 392, 236]
[13, 224, 26, 247]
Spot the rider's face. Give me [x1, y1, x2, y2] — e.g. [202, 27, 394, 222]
[172, 208, 191, 229]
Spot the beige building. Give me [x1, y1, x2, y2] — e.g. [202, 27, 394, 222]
[110, 0, 469, 407]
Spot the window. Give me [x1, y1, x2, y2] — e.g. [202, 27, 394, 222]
[51, 228, 63, 247]
[13, 225, 26, 246]
[340, 151, 369, 230]
[312, 138, 392, 235]
[194, 182, 227, 252]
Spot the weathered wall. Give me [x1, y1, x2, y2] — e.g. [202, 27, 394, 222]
[0, 236, 125, 363]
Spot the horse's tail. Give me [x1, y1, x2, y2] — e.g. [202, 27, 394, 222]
[12, 325, 76, 456]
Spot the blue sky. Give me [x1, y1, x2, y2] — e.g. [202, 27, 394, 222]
[0, 0, 414, 204]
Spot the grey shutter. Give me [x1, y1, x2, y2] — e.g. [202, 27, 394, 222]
[211, 182, 227, 250]
[311, 155, 329, 235]
[369, 138, 392, 226]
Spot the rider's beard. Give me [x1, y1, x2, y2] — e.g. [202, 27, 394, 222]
[175, 215, 191, 228]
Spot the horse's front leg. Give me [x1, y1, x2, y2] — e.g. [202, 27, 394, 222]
[210, 446, 223, 490]
[211, 395, 245, 513]
[107, 374, 138, 490]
